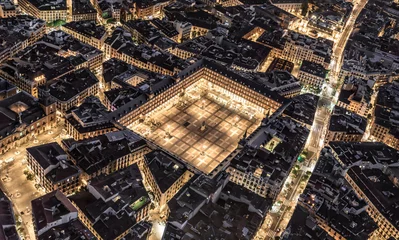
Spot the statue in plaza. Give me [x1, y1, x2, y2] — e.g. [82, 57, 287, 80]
[200, 121, 207, 132]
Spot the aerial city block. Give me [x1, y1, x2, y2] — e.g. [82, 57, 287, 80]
[0, 0, 397, 239]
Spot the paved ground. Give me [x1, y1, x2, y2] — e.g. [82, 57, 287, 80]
[131, 97, 258, 174]
[0, 123, 64, 240]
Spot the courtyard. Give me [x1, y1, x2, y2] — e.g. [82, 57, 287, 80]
[130, 97, 260, 174]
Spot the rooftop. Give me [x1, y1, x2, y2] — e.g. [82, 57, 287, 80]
[62, 21, 106, 40]
[31, 190, 77, 233]
[339, 76, 373, 106]
[283, 93, 319, 126]
[297, 148, 377, 239]
[145, 150, 188, 193]
[69, 164, 149, 239]
[0, 92, 46, 140]
[44, 68, 98, 103]
[22, 0, 67, 11]
[62, 130, 147, 175]
[27, 142, 80, 184]
[299, 60, 328, 78]
[328, 106, 367, 135]
[66, 96, 114, 134]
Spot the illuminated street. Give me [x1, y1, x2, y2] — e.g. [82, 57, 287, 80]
[2, 0, 397, 239]
[256, 1, 369, 239]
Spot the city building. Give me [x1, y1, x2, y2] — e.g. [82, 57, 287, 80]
[164, 8, 219, 39]
[103, 27, 135, 59]
[0, 31, 103, 97]
[19, 0, 68, 22]
[102, 57, 167, 90]
[337, 76, 374, 117]
[134, 0, 170, 19]
[282, 32, 333, 69]
[0, 15, 45, 64]
[228, 116, 309, 199]
[118, 43, 189, 76]
[123, 221, 152, 240]
[61, 21, 107, 50]
[0, 78, 16, 100]
[284, 147, 378, 240]
[170, 35, 271, 72]
[0, 91, 56, 154]
[369, 82, 399, 149]
[165, 180, 272, 239]
[27, 142, 81, 195]
[141, 149, 193, 208]
[329, 142, 399, 239]
[173, 21, 192, 43]
[0, 189, 19, 240]
[65, 96, 116, 141]
[62, 130, 151, 179]
[266, 57, 295, 73]
[37, 218, 96, 240]
[297, 60, 328, 89]
[271, 0, 303, 15]
[31, 190, 79, 237]
[249, 70, 302, 98]
[69, 164, 151, 240]
[150, 18, 180, 42]
[283, 93, 319, 128]
[325, 106, 367, 145]
[71, 0, 97, 21]
[0, 0, 16, 18]
[40, 68, 99, 113]
[123, 20, 162, 44]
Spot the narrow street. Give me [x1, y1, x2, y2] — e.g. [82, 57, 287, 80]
[256, 0, 368, 239]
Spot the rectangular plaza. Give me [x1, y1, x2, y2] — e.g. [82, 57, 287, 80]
[130, 97, 259, 174]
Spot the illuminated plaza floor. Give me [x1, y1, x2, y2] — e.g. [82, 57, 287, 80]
[130, 97, 259, 174]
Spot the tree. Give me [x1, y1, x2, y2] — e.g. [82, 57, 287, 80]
[26, 174, 34, 181]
